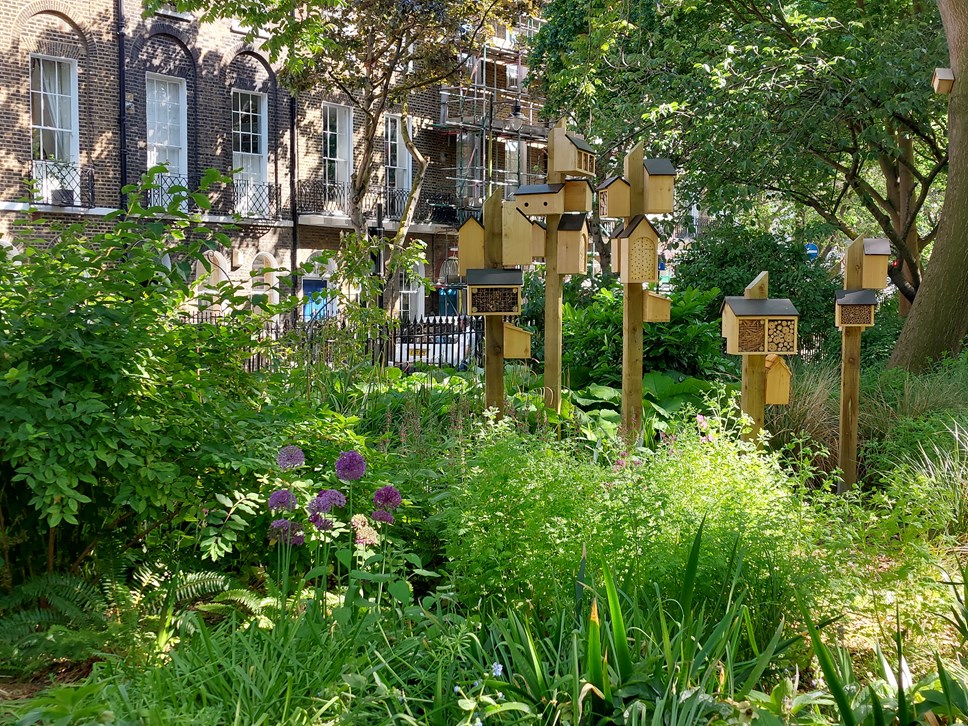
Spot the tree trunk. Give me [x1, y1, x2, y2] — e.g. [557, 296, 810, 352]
[890, 0, 968, 371]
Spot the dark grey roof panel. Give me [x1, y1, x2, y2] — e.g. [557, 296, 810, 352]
[836, 289, 878, 305]
[722, 296, 799, 316]
[597, 175, 628, 190]
[616, 214, 658, 238]
[644, 158, 676, 176]
[466, 268, 523, 286]
[566, 134, 595, 153]
[515, 183, 565, 196]
[558, 213, 588, 231]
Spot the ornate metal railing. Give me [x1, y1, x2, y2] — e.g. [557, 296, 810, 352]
[145, 173, 194, 212]
[230, 181, 281, 220]
[298, 181, 459, 225]
[28, 161, 95, 208]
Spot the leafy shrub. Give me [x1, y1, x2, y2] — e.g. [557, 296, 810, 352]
[672, 220, 839, 355]
[561, 282, 732, 389]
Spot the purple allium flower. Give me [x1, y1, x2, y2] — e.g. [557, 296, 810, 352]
[355, 524, 379, 547]
[309, 513, 334, 531]
[335, 450, 366, 481]
[277, 445, 306, 470]
[270, 518, 305, 546]
[308, 489, 346, 516]
[267, 488, 298, 512]
[491, 662, 504, 677]
[372, 509, 394, 525]
[373, 485, 402, 511]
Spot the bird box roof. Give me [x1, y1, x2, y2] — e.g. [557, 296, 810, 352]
[615, 214, 659, 239]
[558, 213, 588, 232]
[466, 268, 523, 286]
[863, 238, 891, 256]
[721, 297, 799, 317]
[836, 289, 878, 306]
[515, 183, 565, 196]
[597, 175, 629, 191]
[566, 134, 595, 153]
[644, 158, 676, 177]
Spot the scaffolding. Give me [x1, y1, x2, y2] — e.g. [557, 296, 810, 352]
[435, 24, 549, 214]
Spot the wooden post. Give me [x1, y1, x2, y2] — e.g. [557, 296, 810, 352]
[621, 142, 646, 437]
[838, 237, 865, 490]
[543, 120, 566, 412]
[483, 191, 505, 416]
[741, 272, 769, 442]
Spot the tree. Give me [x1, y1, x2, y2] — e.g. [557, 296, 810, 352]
[530, 0, 962, 359]
[889, 0, 968, 370]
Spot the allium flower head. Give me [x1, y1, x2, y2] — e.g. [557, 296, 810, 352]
[308, 489, 346, 515]
[269, 518, 305, 546]
[350, 513, 369, 530]
[355, 524, 379, 547]
[267, 489, 298, 512]
[372, 509, 394, 525]
[309, 514, 334, 531]
[277, 445, 305, 470]
[335, 450, 366, 481]
[373, 485, 402, 511]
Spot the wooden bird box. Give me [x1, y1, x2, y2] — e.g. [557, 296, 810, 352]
[835, 289, 877, 330]
[862, 238, 890, 289]
[557, 213, 589, 275]
[458, 216, 484, 276]
[643, 291, 671, 323]
[933, 67, 955, 95]
[596, 176, 631, 218]
[549, 126, 596, 177]
[643, 158, 676, 214]
[765, 354, 792, 405]
[502, 202, 533, 266]
[609, 222, 624, 276]
[721, 297, 799, 355]
[467, 268, 523, 316]
[563, 179, 594, 213]
[515, 183, 565, 216]
[531, 219, 546, 260]
[503, 323, 532, 359]
[617, 215, 660, 284]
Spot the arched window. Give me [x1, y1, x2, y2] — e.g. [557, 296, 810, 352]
[250, 252, 279, 310]
[194, 250, 231, 315]
[301, 255, 338, 321]
[1, 238, 23, 265]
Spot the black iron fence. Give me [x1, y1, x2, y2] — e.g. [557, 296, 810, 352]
[176, 312, 488, 373]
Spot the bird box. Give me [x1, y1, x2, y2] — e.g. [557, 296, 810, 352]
[596, 176, 631, 218]
[563, 179, 594, 213]
[531, 219, 546, 260]
[609, 222, 624, 276]
[643, 291, 671, 323]
[458, 216, 484, 276]
[643, 158, 676, 214]
[467, 268, 523, 316]
[502, 202, 533, 266]
[549, 126, 595, 177]
[933, 67, 955, 95]
[721, 297, 799, 355]
[503, 323, 532, 359]
[862, 238, 890, 289]
[835, 289, 877, 330]
[765, 354, 792, 405]
[617, 215, 660, 284]
[557, 213, 589, 275]
[515, 183, 565, 216]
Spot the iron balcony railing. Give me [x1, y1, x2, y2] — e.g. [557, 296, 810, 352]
[297, 181, 459, 225]
[231, 180, 281, 220]
[28, 160, 95, 208]
[145, 173, 194, 212]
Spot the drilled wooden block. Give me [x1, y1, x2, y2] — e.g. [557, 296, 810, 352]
[840, 305, 873, 326]
[599, 190, 609, 217]
[470, 287, 520, 315]
[767, 319, 796, 353]
[739, 319, 765, 352]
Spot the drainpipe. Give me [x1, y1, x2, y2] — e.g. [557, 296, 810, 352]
[289, 92, 300, 307]
[116, 0, 127, 209]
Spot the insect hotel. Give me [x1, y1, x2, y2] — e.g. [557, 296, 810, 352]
[643, 158, 676, 214]
[596, 176, 631, 219]
[466, 268, 523, 316]
[835, 289, 878, 330]
[548, 126, 596, 177]
[614, 214, 660, 284]
[721, 297, 799, 355]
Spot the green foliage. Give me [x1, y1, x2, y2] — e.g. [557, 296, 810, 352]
[672, 221, 840, 354]
[560, 280, 731, 388]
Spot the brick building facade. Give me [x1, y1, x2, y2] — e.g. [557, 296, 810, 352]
[0, 0, 547, 319]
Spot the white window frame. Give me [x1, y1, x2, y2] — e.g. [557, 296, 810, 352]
[399, 262, 425, 322]
[231, 89, 269, 216]
[29, 54, 80, 205]
[146, 73, 188, 207]
[250, 252, 280, 310]
[321, 102, 352, 187]
[384, 114, 412, 191]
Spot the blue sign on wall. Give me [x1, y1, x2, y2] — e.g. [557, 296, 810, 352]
[805, 243, 819, 261]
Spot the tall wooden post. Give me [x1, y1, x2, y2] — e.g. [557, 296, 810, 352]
[543, 121, 566, 412]
[620, 142, 646, 436]
[838, 237, 865, 491]
[483, 191, 505, 416]
[741, 272, 770, 442]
